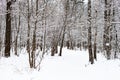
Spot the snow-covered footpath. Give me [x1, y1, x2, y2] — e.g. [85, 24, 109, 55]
[0, 48, 120, 80]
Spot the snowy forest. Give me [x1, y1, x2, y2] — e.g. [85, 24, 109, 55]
[0, 0, 120, 80]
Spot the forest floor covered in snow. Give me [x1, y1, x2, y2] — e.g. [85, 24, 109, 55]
[0, 48, 120, 80]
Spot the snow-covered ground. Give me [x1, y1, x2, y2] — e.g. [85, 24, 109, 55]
[0, 47, 120, 80]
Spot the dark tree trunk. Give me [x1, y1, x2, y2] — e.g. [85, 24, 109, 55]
[94, 27, 97, 60]
[66, 40, 70, 49]
[88, 0, 94, 64]
[55, 44, 58, 53]
[51, 47, 55, 56]
[59, 31, 65, 56]
[5, 1, 12, 57]
[31, 28, 36, 68]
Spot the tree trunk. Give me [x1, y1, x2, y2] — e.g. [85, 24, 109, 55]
[31, 28, 36, 68]
[31, 0, 38, 68]
[93, 9, 98, 60]
[5, 1, 12, 57]
[42, 0, 47, 57]
[88, 0, 94, 64]
[112, 1, 118, 58]
[51, 46, 55, 56]
[59, 27, 66, 56]
[27, 0, 31, 68]
[14, 15, 17, 56]
[15, 2, 21, 56]
[94, 27, 97, 60]
[104, 0, 112, 60]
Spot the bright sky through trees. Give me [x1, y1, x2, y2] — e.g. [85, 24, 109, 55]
[84, 0, 88, 3]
